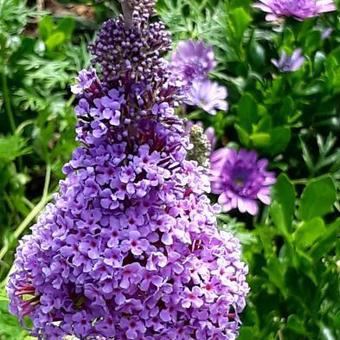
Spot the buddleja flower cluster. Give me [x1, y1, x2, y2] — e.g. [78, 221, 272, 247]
[7, 1, 249, 339]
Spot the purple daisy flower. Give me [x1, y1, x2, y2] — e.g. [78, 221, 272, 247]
[254, 0, 336, 21]
[271, 48, 305, 72]
[185, 79, 228, 115]
[210, 148, 276, 215]
[171, 40, 216, 84]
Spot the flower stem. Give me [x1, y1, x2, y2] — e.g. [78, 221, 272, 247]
[0, 164, 52, 264]
[14, 164, 51, 239]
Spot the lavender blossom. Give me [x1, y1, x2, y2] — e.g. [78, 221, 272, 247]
[185, 79, 228, 115]
[210, 148, 276, 215]
[254, 0, 336, 21]
[271, 49, 305, 72]
[7, 1, 249, 339]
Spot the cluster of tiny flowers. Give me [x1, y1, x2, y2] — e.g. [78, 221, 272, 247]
[271, 48, 305, 72]
[210, 148, 276, 215]
[171, 40, 228, 115]
[7, 1, 249, 339]
[253, 0, 336, 21]
[187, 124, 212, 168]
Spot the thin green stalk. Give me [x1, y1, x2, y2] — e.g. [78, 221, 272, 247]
[13, 164, 51, 239]
[292, 178, 308, 185]
[0, 164, 52, 264]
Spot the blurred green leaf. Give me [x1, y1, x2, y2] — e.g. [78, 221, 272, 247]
[294, 217, 326, 249]
[286, 314, 307, 335]
[267, 126, 291, 155]
[237, 93, 258, 132]
[57, 17, 76, 40]
[0, 134, 30, 162]
[272, 173, 295, 231]
[298, 175, 336, 221]
[250, 132, 271, 147]
[38, 16, 54, 41]
[227, 7, 251, 45]
[45, 32, 66, 51]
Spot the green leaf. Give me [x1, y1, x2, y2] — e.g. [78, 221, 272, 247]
[237, 93, 258, 132]
[38, 16, 54, 41]
[45, 32, 66, 51]
[310, 218, 340, 260]
[295, 248, 317, 284]
[228, 7, 251, 45]
[57, 17, 75, 40]
[270, 202, 291, 238]
[294, 217, 326, 248]
[0, 134, 30, 162]
[235, 124, 250, 146]
[298, 175, 336, 220]
[303, 30, 321, 54]
[263, 256, 288, 298]
[250, 132, 271, 147]
[279, 96, 294, 122]
[272, 174, 295, 232]
[267, 126, 291, 155]
[287, 314, 307, 335]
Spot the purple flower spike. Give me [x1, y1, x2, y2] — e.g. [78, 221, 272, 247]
[185, 79, 228, 115]
[271, 48, 305, 72]
[254, 0, 336, 21]
[210, 148, 276, 215]
[7, 1, 249, 339]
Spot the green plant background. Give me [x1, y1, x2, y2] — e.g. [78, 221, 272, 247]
[0, 1, 339, 339]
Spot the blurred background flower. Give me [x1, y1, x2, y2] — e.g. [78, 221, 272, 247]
[210, 148, 276, 215]
[271, 48, 305, 72]
[254, 0, 336, 21]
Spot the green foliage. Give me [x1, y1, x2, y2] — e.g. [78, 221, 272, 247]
[239, 175, 339, 339]
[298, 175, 337, 221]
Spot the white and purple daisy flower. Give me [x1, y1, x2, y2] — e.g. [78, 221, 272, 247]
[210, 148, 276, 215]
[254, 0, 336, 21]
[185, 79, 228, 115]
